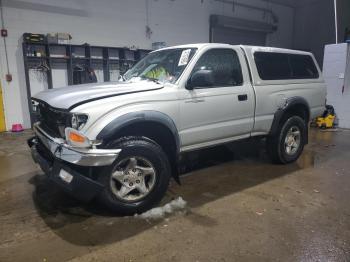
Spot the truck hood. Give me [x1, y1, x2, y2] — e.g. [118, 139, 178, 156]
[33, 81, 163, 110]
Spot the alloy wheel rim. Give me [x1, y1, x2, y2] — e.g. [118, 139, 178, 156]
[110, 156, 156, 202]
[284, 126, 301, 155]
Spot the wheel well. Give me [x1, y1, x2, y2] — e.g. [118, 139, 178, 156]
[270, 102, 310, 140]
[283, 104, 310, 123]
[111, 121, 179, 178]
[277, 103, 310, 144]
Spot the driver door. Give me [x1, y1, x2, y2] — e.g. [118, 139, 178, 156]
[178, 48, 255, 150]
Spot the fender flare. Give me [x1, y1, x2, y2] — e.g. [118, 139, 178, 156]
[269, 96, 310, 142]
[97, 111, 181, 184]
[96, 110, 181, 153]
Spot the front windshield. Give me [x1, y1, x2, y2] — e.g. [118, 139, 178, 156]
[124, 48, 197, 84]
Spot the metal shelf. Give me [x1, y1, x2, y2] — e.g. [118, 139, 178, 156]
[22, 41, 151, 126]
[49, 56, 70, 60]
[26, 56, 49, 60]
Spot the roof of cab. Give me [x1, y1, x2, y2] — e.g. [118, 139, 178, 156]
[154, 43, 231, 51]
[154, 43, 313, 56]
[241, 45, 312, 56]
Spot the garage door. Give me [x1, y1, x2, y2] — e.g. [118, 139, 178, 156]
[209, 15, 277, 46]
[211, 26, 267, 46]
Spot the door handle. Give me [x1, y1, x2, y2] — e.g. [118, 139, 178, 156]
[238, 94, 248, 101]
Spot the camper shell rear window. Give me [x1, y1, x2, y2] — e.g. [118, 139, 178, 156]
[254, 52, 319, 80]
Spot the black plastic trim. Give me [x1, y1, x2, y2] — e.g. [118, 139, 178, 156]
[28, 136, 104, 202]
[97, 110, 181, 154]
[51, 161, 104, 202]
[269, 96, 310, 138]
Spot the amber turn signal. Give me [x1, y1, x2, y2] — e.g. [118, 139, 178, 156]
[69, 132, 86, 143]
[65, 127, 90, 148]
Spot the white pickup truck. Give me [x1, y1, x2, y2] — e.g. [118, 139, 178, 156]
[28, 43, 326, 214]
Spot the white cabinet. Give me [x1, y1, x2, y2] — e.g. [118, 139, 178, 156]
[323, 43, 350, 128]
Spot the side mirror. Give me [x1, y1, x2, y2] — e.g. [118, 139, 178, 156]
[186, 69, 214, 90]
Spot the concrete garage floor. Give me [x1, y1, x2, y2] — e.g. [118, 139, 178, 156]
[0, 129, 350, 262]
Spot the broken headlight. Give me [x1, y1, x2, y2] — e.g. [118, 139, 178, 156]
[71, 113, 88, 130]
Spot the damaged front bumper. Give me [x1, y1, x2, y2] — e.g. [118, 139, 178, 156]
[28, 123, 121, 201]
[31, 123, 121, 167]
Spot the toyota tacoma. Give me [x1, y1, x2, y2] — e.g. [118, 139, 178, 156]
[28, 44, 326, 214]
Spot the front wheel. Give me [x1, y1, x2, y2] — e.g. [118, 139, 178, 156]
[97, 136, 171, 214]
[267, 116, 307, 164]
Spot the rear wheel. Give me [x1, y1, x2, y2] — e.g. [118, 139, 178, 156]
[97, 136, 171, 214]
[267, 116, 307, 164]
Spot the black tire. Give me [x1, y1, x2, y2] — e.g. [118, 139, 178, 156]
[97, 136, 171, 214]
[267, 116, 307, 164]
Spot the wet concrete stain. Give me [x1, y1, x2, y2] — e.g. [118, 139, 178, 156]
[0, 129, 350, 261]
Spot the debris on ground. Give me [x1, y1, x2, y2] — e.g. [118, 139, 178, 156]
[313, 189, 320, 193]
[135, 197, 187, 220]
[320, 129, 340, 132]
[324, 144, 336, 148]
[255, 209, 266, 216]
[201, 192, 216, 198]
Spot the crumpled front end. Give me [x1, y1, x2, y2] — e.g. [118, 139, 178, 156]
[28, 123, 121, 201]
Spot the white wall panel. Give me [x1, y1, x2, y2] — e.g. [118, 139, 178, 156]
[323, 43, 350, 129]
[0, 0, 294, 129]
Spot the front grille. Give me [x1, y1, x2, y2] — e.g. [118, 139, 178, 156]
[37, 102, 71, 138]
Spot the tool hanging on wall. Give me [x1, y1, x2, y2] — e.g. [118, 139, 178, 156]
[28, 60, 49, 88]
[73, 65, 97, 85]
[30, 59, 50, 71]
[73, 64, 84, 71]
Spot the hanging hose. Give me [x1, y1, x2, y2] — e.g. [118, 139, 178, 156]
[0, 0, 10, 79]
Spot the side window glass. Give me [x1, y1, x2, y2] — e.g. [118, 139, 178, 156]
[289, 54, 319, 79]
[254, 52, 291, 80]
[254, 52, 319, 80]
[191, 49, 243, 87]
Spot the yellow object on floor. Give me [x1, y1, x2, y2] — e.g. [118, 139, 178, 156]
[314, 105, 336, 129]
[0, 83, 6, 132]
[316, 114, 335, 128]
